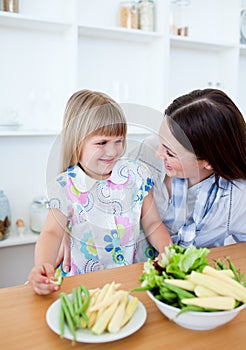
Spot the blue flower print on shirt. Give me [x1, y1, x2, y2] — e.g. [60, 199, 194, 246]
[133, 177, 154, 204]
[145, 177, 154, 193]
[80, 231, 98, 261]
[67, 166, 77, 178]
[145, 245, 157, 260]
[104, 229, 125, 265]
[57, 167, 77, 187]
[57, 176, 66, 187]
[113, 247, 125, 264]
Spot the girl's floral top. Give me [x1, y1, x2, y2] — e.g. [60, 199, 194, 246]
[47, 159, 155, 275]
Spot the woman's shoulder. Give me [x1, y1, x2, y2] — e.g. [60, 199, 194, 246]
[232, 179, 246, 195]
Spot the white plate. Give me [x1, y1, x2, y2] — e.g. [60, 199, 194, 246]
[46, 294, 147, 343]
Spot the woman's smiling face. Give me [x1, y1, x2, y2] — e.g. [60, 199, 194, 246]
[157, 118, 212, 184]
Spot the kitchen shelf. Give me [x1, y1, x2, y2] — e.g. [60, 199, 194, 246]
[0, 129, 60, 137]
[0, 11, 71, 32]
[170, 35, 235, 51]
[0, 230, 38, 248]
[78, 24, 163, 42]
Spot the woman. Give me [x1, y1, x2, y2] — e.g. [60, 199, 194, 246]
[135, 88, 246, 247]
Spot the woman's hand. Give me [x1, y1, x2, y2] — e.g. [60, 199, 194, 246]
[55, 233, 71, 273]
[28, 263, 60, 295]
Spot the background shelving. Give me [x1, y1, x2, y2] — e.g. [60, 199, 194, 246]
[0, 0, 245, 286]
[1, 0, 245, 229]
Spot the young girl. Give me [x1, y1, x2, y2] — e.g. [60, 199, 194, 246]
[28, 89, 171, 295]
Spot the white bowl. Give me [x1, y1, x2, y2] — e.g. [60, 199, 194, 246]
[147, 290, 246, 331]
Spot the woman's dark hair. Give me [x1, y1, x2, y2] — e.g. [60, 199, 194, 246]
[165, 88, 246, 181]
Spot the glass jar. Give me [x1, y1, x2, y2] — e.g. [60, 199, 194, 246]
[170, 0, 190, 36]
[30, 197, 49, 234]
[3, 0, 19, 13]
[138, 0, 155, 32]
[0, 190, 11, 240]
[240, 8, 246, 44]
[120, 1, 138, 29]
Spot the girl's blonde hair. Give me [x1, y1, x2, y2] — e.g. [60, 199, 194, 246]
[61, 89, 127, 171]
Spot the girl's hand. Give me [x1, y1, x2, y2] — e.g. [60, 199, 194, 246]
[55, 233, 71, 274]
[28, 263, 60, 295]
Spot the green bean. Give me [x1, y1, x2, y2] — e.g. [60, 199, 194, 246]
[61, 296, 76, 344]
[131, 286, 149, 292]
[177, 305, 205, 316]
[77, 286, 83, 310]
[59, 286, 91, 343]
[72, 288, 81, 326]
[60, 292, 75, 319]
[77, 285, 90, 314]
[161, 281, 195, 300]
[81, 311, 89, 323]
[227, 258, 243, 282]
[82, 286, 90, 310]
[59, 301, 65, 338]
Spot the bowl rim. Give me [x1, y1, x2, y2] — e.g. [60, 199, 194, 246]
[146, 290, 246, 316]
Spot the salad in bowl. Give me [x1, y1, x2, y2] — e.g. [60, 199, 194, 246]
[134, 244, 246, 330]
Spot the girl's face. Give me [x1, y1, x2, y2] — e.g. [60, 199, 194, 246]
[80, 134, 124, 180]
[157, 118, 212, 185]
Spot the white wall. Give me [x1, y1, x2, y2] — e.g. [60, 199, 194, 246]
[1, 135, 57, 227]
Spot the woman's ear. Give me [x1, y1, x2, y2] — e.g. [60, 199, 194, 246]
[204, 161, 213, 171]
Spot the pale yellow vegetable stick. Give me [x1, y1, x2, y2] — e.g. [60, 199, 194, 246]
[203, 266, 246, 294]
[217, 269, 234, 278]
[164, 279, 195, 291]
[89, 288, 100, 297]
[121, 296, 138, 327]
[182, 296, 236, 310]
[92, 284, 111, 319]
[94, 282, 116, 316]
[108, 293, 128, 333]
[194, 285, 218, 298]
[114, 283, 122, 290]
[88, 310, 98, 329]
[96, 283, 110, 304]
[188, 271, 246, 303]
[91, 283, 115, 311]
[90, 290, 126, 312]
[92, 299, 119, 335]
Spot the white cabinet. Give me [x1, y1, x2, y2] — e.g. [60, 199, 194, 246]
[0, 231, 38, 287]
[0, 0, 245, 134]
[0, 0, 168, 134]
[168, 0, 244, 114]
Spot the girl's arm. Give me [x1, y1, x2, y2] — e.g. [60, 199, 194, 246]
[28, 208, 68, 295]
[141, 189, 172, 256]
[35, 208, 68, 266]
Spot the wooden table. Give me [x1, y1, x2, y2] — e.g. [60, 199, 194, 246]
[1, 243, 246, 350]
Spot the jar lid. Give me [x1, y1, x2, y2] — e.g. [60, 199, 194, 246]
[241, 9, 246, 43]
[120, 1, 137, 7]
[33, 197, 49, 205]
